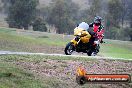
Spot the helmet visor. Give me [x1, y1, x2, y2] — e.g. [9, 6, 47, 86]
[94, 20, 100, 24]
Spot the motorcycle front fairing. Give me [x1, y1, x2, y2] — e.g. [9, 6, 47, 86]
[73, 27, 91, 44]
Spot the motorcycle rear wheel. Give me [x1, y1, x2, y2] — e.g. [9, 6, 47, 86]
[87, 51, 92, 56]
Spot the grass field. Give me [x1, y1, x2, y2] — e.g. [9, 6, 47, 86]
[0, 27, 132, 59]
[0, 62, 44, 88]
[0, 27, 132, 88]
[0, 27, 70, 53]
[99, 39, 132, 59]
[0, 55, 131, 88]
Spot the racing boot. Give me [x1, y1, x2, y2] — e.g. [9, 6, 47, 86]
[91, 44, 100, 56]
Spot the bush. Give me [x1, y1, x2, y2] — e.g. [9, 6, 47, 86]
[106, 27, 126, 40]
[124, 28, 132, 41]
[32, 17, 47, 32]
[6, 0, 38, 30]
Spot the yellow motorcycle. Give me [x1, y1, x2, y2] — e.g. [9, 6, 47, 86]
[64, 22, 95, 56]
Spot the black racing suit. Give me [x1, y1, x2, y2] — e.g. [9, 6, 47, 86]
[88, 22, 104, 54]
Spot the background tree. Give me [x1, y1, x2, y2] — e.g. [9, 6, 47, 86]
[79, 0, 102, 23]
[88, 0, 102, 17]
[32, 17, 47, 32]
[1, 0, 132, 41]
[120, 0, 129, 28]
[127, 0, 132, 27]
[125, 0, 132, 41]
[47, 0, 79, 34]
[104, 0, 124, 40]
[128, 28, 132, 41]
[107, 0, 123, 28]
[1, 0, 10, 13]
[6, 0, 39, 29]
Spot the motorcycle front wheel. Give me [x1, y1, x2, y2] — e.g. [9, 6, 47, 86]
[64, 42, 74, 55]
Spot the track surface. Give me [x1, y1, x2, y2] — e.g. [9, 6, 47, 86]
[0, 51, 130, 60]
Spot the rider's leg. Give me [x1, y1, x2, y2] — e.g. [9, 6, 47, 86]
[91, 38, 100, 55]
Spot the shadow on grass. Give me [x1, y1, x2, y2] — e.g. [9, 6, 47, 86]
[38, 36, 49, 38]
[0, 73, 13, 78]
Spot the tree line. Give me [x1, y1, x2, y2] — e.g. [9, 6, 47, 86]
[1, 0, 132, 41]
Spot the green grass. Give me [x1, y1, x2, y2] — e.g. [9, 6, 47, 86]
[0, 62, 44, 88]
[0, 55, 131, 88]
[100, 39, 132, 59]
[0, 55, 100, 88]
[0, 27, 69, 46]
[0, 61, 69, 88]
[0, 27, 71, 52]
[0, 27, 131, 88]
[0, 27, 132, 59]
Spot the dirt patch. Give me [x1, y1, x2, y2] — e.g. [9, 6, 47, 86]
[32, 45, 93, 56]
[14, 59, 132, 88]
[32, 45, 65, 54]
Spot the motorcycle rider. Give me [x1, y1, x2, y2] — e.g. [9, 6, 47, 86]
[89, 16, 104, 55]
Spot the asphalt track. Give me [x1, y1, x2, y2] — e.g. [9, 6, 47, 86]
[0, 51, 130, 60]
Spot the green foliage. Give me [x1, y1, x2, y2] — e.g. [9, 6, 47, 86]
[124, 28, 132, 41]
[106, 27, 117, 39]
[47, 0, 79, 34]
[6, 0, 39, 29]
[127, 0, 132, 27]
[100, 39, 132, 59]
[1, 0, 10, 13]
[1, 0, 132, 41]
[89, 0, 102, 17]
[106, 27, 125, 40]
[77, 0, 102, 23]
[32, 17, 47, 32]
[107, 0, 123, 27]
[0, 62, 44, 88]
[104, 0, 126, 40]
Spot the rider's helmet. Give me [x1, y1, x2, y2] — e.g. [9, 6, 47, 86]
[94, 16, 102, 25]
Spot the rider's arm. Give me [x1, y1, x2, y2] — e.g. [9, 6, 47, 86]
[89, 23, 93, 27]
[97, 25, 104, 35]
[88, 22, 95, 36]
[100, 29, 104, 35]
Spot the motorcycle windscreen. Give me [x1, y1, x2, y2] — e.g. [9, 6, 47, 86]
[78, 22, 89, 31]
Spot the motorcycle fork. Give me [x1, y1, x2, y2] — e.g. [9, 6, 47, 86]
[71, 37, 81, 46]
[77, 39, 81, 45]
